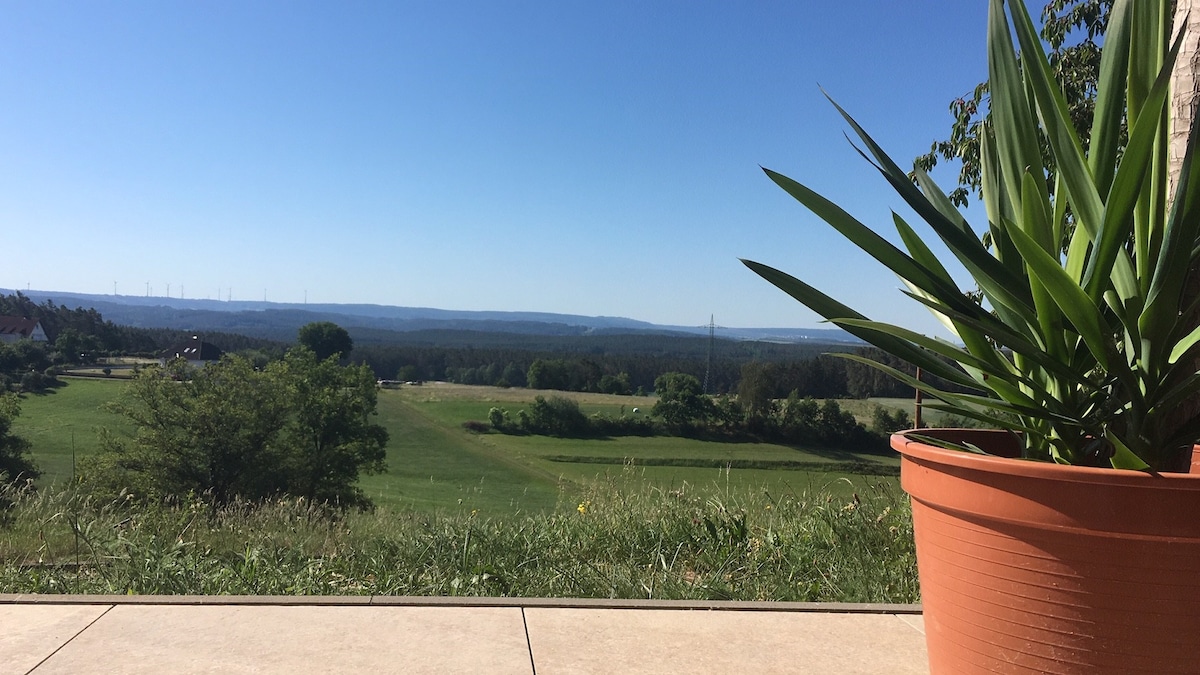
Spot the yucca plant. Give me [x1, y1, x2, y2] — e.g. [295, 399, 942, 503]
[744, 0, 1200, 472]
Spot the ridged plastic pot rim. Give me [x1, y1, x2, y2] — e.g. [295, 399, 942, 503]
[891, 428, 1200, 540]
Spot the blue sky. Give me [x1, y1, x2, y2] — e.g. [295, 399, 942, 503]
[2, 1, 992, 331]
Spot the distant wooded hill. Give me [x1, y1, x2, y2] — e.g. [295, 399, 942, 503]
[5, 289, 860, 346]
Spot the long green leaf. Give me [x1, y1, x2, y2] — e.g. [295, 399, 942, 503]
[833, 353, 1075, 422]
[919, 402, 1043, 435]
[1006, 220, 1112, 370]
[833, 317, 1031, 388]
[1141, 41, 1200, 368]
[835, 314, 1067, 414]
[762, 168, 979, 316]
[822, 94, 1037, 319]
[990, 0, 1054, 230]
[912, 167, 975, 238]
[1088, 0, 1132, 192]
[1006, 0, 1103, 243]
[740, 259, 980, 389]
[1084, 19, 1183, 302]
[898, 278, 961, 339]
[1105, 428, 1152, 471]
[898, 290, 1105, 392]
[892, 212, 954, 283]
[1019, 172, 1069, 361]
[1169, 324, 1200, 365]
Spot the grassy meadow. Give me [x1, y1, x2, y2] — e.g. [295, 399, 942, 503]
[13, 378, 908, 516]
[4, 378, 919, 601]
[0, 477, 917, 601]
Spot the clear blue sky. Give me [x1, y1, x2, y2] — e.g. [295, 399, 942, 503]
[2, 1, 991, 331]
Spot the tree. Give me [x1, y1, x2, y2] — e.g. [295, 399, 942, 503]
[915, 0, 1115, 206]
[91, 357, 291, 505]
[89, 350, 387, 509]
[736, 362, 777, 423]
[50, 327, 101, 365]
[526, 358, 570, 390]
[526, 395, 590, 436]
[651, 372, 713, 428]
[275, 348, 388, 508]
[597, 372, 631, 395]
[501, 362, 526, 388]
[871, 405, 913, 435]
[297, 322, 353, 361]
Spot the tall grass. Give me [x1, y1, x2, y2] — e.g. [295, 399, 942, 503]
[0, 476, 917, 603]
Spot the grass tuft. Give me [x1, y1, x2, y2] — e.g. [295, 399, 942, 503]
[0, 476, 917, 603]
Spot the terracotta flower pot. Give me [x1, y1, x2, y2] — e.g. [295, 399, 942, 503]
[892, 428, 1200, 674]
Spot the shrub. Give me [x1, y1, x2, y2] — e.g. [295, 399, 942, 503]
[19, 371, 54, 393]
[871, 406, 912, 435]
[526, 395, 590, 437]
[462, 420, 491, 434]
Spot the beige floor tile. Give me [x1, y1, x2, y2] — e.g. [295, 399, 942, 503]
[33, 605, 533, 675]
[524, 608, 929, 675]
[897, 614, 925, 636]
[0, 604, 111, 675]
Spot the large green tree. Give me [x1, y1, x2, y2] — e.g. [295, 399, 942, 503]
[297, 321, 354, 361]
[736, 362, 777, 422]
[275, 348, 388, 508]
[90, 350, 387, 509]
[651, 372, 713, 428]
[92, 357, 291, 506]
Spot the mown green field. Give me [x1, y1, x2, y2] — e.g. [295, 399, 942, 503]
[12, 378, 905, 516]
[7, 378, 126, 482]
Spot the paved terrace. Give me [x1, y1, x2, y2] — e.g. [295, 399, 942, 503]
[2, 596, 926, 674]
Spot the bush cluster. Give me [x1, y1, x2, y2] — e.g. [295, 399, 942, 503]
[480, 396, 655, 439]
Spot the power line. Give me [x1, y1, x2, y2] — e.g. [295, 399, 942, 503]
[699, 315, 727, 394]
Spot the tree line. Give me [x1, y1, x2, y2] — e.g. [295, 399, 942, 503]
[479, 372, 915, 453]
[353, 342, 951, 401]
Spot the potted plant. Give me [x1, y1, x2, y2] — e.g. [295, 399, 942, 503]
[743, 0, 1200, 672]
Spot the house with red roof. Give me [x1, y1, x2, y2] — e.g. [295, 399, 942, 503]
[0, 316, 48, 344]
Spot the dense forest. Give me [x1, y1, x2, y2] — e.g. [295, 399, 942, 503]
[350, 340, 942, 400]
[0, 291, 966, 401]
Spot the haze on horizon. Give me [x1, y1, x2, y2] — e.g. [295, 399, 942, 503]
[2, 2, 987, 332]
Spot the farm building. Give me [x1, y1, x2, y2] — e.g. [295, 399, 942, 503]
[0, 316, 48, 343]
[160, 336, 224, 367]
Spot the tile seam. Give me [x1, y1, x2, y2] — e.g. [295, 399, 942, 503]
[521, 607, 537, 675]
[24, 604, 114, 675]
